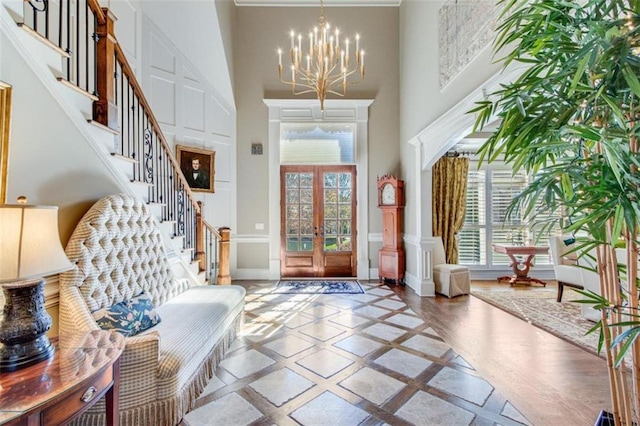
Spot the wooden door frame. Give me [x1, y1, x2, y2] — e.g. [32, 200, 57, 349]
[280, 165, 357, 278]
[264, 99, 373, 280]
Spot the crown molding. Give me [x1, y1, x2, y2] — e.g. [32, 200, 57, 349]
[235, 0, 401, 6]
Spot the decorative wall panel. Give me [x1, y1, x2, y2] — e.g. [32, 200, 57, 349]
[150, 33, 176, 74]
[439, 0, 499, 88]
[183, 86, 206, 131]
[207, 95, 232, 137]
[111, 1, 137, 60]
[150, 76, 176, 125]
[212, 142, 231, 182]
[183, 66, 199, 83]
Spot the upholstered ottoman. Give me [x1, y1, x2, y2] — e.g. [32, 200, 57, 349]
[433, 263, 471, 297]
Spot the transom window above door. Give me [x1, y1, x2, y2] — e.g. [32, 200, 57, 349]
[280, 123, 355, 164]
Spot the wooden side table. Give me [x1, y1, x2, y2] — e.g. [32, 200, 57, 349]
[0, 330, 125, 426]
[493, 244, 550, 286]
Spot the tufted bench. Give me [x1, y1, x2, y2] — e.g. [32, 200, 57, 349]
[59, 194, 245, 426]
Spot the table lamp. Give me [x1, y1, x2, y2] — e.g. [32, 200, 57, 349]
[0, 197, 73, 372]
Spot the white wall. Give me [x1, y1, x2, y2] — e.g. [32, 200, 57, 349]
[234, 6, 400, 278]
[102, 0, 238, 272]
[398, 0, 502, 294]
[0, 37, 124, 245]
[141, 16, 237, 233]
[137, 0, 235, 107]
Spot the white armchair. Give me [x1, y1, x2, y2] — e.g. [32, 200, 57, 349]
[549, 235, 601, 321]
[549, 235, 584, 302]
[433, 238, 470, 297]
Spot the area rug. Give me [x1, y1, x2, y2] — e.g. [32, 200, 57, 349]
[472, 288, 603, 357]
[274, 280, 365, 294]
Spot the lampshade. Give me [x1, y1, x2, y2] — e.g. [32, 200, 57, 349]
[0, 203, 72, 283]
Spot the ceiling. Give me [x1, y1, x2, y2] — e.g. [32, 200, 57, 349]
[234, 0, 402, 6]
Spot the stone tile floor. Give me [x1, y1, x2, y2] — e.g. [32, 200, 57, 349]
[181, 281, 531, 425]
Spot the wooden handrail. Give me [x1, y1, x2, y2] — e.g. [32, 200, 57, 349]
[86, 0, 106, 25]
[203, 220, 222, 240]
[112, 42, 200, 213]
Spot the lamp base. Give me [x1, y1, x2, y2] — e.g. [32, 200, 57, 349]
[0, 278, 55, 372]
[0, 335, 55, 371]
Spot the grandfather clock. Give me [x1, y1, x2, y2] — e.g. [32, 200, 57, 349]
[377, 175, 405, 284]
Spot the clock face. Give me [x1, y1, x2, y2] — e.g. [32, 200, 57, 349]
[382, 183, 395, 205]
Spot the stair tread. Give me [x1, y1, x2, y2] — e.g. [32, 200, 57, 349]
[130, 179, 153, 187]
[57, 78, 99, 101]
[17, 23, 70, 58]
[88, 119, 120, 135]
[111, 153, 138, 164]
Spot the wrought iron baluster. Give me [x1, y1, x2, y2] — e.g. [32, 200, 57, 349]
[177, 183, 184, 237]
[144, 128, 153, 188]
[65, 0, 71, 82]
[26, 0, 48, 34]
[92, 26, 99, 96]
[85, 2, 89, 92]
[75, 0, 79, 86]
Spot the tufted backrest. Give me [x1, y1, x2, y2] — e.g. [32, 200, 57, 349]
[60, 194, 182, 313]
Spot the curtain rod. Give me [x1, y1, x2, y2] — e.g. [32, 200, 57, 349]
[444, 150, 473, 158]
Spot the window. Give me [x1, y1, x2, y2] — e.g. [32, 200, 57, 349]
[459, 164, 557, 268]
[280, 123, 355, 164]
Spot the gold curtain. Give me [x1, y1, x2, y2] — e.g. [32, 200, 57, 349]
[432, 156, 469, 264]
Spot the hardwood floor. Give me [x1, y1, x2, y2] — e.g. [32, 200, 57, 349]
[391, 280, 612, 425]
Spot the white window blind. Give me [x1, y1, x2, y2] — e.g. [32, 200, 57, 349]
[459, 170, 486, 265]
[459, 165, 557, 268]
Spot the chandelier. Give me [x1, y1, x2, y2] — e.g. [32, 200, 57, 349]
[277, 0, 365, 111]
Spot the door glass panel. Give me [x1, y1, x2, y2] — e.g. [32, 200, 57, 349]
[286, 189, 299, 203]
[286, 205, 299, 219]
[323, 171, 353, 253]
[301, 236, 313, 251]
[324, 173, 338, 188]
[300, 220, 313, 234]
[339, 205, 351, 219]
[339, 173, 351, 188]
[287, 221, 299, 234]
[285, 172, 314, 252]
[300, 173, 313, 188]
[324, 204, 337, 218]
[286, 173, 299, 188]
[338, 237, 352, 251]
[339, 189, 351, 202]
[287, 237, 299, 251]
[300, 189, 313, 204]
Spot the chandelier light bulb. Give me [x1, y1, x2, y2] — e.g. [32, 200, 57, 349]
[276, 0, 365, 110]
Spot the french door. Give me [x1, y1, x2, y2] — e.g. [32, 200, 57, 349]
[280, 165, 357, 277]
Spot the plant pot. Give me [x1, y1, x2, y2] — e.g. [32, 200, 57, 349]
[594, 410, 615, 426]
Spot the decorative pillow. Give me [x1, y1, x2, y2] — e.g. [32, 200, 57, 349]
[92, 292, 161, 337]
[128, 292, 162, 332]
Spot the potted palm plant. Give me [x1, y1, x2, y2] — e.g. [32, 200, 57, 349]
[471, 0, 640, 423]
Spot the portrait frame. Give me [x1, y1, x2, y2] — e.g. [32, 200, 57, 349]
[0, 82, 12, 204]
[176, 144, 215, 193]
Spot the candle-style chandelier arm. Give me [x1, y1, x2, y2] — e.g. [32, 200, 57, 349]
[276, 0, 366, 110]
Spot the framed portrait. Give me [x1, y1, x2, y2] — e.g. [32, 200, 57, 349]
[176, 144, 215, 193]
[0, 82, 12, 204]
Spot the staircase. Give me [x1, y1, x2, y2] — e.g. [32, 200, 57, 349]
[1, 0, 228, 285]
